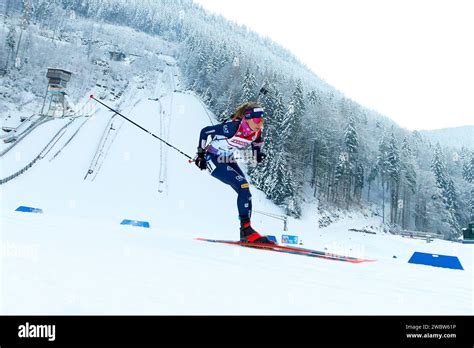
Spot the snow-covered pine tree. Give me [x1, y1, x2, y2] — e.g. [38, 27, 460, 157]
[387, 132, 401, 225]
[4, 25, 16, 71]
[11, 0, 31, 69]
[345, 113, 359, 156]
[432, 143, 461, 237]
[345, 112, 360, 202]
[462, 152, 474, 221]
[307, 90, 320, 105]
[334, 151, 349, 203]
[432, 143, 448, 190]
[241, 68, 257, 103]
[377, 132, 390, 224]
[279, 80, 305, 217]
[367, 165, 378, 202]
[463, 152, 474, 183]
[399, 137, 417, 229]
[354, 163, 365, 203]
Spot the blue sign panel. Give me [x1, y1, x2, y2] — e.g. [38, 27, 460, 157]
[15, 206, 43, 214]
[408, 252, 463, 270]
[281, 234, 298, 245]
[120, 219, 150, 228]
[266, 235, 277, 243]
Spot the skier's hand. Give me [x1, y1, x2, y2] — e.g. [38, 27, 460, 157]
[195, 148, 207, 170]
[195, 157, 207, 170]
[256, 152, 266, 163]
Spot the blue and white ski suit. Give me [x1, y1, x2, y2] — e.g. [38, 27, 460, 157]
[198, 120, 263, 220]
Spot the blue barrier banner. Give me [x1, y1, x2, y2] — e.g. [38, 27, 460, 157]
[266, 235, 277, 243]
[15, 206, 43, 214]
[120, 220, 150, 228]
[281, 234, 298, 245]
[408, 252, 464, 270]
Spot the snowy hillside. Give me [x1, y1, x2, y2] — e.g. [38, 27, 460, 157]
[1, 0, 473, 239]
[1, 71, 472, 314]
[419, 126, 474, 150]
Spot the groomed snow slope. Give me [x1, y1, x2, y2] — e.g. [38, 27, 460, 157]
[1, 89, 473, 315]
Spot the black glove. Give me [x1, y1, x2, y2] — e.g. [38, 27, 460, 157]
[256, 152, 267, 163]
[195, 148, 207, 170]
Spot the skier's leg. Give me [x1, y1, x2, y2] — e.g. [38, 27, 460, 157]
[228, 162, 275, 243]
[207, 155, 274, 244]
[228, 161, 252, 219]
[207, 155, 251, 219]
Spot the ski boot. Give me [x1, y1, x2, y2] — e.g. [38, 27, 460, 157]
[240, 218, 276, 245]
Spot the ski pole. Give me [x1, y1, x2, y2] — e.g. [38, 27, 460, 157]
[89, 95, 194, 161]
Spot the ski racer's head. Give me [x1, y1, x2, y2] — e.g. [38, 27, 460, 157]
[232, 102, 265, 132]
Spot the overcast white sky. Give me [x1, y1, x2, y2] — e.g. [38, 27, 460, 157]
[194, 0, 474, 131]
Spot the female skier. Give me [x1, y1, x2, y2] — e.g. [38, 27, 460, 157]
[195, 102, 275, 244]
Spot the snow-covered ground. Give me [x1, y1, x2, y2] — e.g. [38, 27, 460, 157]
[1, 74, 473, 314]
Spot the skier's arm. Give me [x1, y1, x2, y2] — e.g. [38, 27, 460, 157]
[198, 122, 238, 150]
[252, 131, 266, 163]
[251, 131, 264, 156]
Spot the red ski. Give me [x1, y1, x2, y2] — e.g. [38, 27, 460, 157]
[195, 238, 376, 263]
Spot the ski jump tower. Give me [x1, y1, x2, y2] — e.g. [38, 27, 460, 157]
[40, 68, 72, 117]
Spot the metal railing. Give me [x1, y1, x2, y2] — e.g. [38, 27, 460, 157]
[0, 119, 73, 185]
[1, 95, 97, 184]
[253, 210, 288, 231]
[398, 230, 445, 243]
[0, 115, 52, 156]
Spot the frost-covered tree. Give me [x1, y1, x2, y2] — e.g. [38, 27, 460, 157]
[463, 152, 474, 183]
[241, 68, 257, 103]
[387, 132, 401, 225]
[4, 25, 16, 71]
[256, 89, 297, 213]
[278, 80, 305, 217]
[377, 133, 390, 223]
[345, 113, 359, 156]
[432, 144, 461, 236]
[399, 137, 417, 229]
[462, 152, 474, 221]
[344, 112, 361, 202]
[12, 0, 32, 68]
